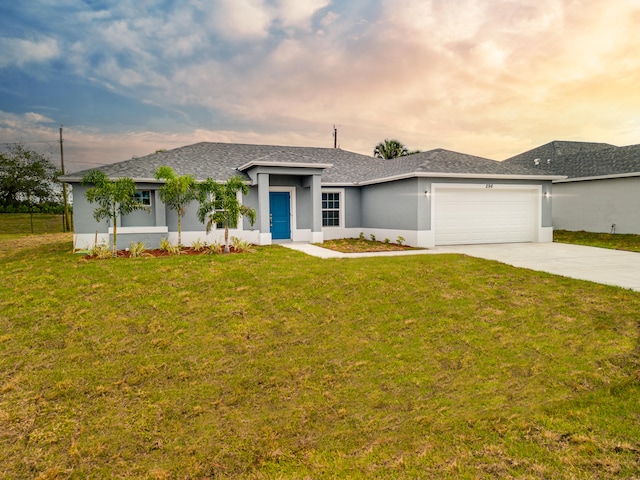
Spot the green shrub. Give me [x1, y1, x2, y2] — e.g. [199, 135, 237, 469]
[384, 238, 390, 244]
[370, 234, 376, 242]
[231, 236, 253, 253]
[160, 237, 182, 255]
[128, 241, 148, 258]
[191, 238, 207, 252]
[359, 232, 365, 240]
[396, 236, 405, 246]
[91, 243, 112, 260]
[208, 241, 223, 254]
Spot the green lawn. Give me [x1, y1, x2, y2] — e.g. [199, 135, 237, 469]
[1, 234, 639, 478]
[0, 213, 67, 240]
[555, 229, 640, 253]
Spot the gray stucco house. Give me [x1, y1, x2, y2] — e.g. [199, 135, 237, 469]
[503, 141, 640, 234]
[62, 142, 562, 250]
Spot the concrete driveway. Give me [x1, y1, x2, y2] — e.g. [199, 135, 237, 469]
[438, 242, 640, 291]
[284, 242, 640, 291]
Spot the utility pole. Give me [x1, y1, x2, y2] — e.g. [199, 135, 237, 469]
[333, 125, 337, 148]
[59, 126, 72, 232]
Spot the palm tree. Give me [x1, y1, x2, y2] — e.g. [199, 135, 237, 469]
[196, 176, 256, 253]
[154, 166, 197, 246]
[373, 139, 408, 159]
[82, 170, 148, 256]
[373, 139, 421, 159]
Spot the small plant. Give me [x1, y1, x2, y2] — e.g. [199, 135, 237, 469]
[396, 236, 405, 246]
[128, 241, 148, 258]
[231, 236, 252, 253]
[384, 238, 390, 244]
[370, 234, 376, 242]
[191, 238, 207, 252]
[91, 243, 112, 260]
[160, 237, 182, 255]
[359, 232, 365, 240]
[208, 241, 223, 254]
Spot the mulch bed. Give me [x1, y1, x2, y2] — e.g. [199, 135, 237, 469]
[82, 246, 243, 260]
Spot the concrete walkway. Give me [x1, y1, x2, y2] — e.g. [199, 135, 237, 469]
[282, 242, 640, 291]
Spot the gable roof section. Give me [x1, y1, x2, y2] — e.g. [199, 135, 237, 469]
[355, 149, 562, 184]
[62, 142, 562, 185]
[503, 141, 616, 167]
[501, 140, 640, 180]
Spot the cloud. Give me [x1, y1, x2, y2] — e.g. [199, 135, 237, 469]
[0, 36, 60, 67]
[208, 0, 271, 40]
[3, 0, 640, 166]
[275, 0, 330, 30]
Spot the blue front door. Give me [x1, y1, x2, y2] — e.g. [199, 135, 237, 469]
[270, 192, 291, 240]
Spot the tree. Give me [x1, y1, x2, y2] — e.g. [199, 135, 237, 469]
[154, 166, 196, 246]
[373, 139, 420, 159]
[82, 170, 148, 257]
[0, 145, 59, 207]
[196, 176, 256, 253]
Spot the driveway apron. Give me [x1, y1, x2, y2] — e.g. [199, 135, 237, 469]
[438, 243, 640, 291]
[284, 242, 640, 291]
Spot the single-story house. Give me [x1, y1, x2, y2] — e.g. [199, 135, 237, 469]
[61, 142, 563, 249]
[503, 141, 640, 234]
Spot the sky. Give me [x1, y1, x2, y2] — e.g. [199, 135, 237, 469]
[1, 0, 640, 173]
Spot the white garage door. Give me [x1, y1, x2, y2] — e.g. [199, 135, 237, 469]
[434, 184, 539, 245]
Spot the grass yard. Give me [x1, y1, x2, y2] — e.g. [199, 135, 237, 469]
[0, 213, 67, 240]
[1, 234, 639, 478]
[554, 229, 640, 253]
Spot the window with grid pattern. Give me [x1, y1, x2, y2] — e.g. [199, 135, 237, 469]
[322, 192, 340, 227]
[134, 190, 151, 205]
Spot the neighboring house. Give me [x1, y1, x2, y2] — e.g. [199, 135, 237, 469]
[503, 141, 640, 234]
[61, 142, 562, 249]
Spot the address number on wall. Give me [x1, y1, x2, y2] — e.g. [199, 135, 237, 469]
[485, 184, 494, 188]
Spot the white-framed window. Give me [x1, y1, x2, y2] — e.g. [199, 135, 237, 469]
[322, 191, 341, 227]
[134, 190, 151, 205]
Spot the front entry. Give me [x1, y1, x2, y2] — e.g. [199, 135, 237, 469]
[270, 192, 291, 240]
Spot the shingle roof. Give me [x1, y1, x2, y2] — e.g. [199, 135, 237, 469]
[501, 140, 640, 179]
[62, 142, 561, 185]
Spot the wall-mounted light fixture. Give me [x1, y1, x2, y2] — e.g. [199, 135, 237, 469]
[544, 190, 550, 198]
[425, 190, 430, 198]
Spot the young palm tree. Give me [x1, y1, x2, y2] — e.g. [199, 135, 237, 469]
[196, 176, 256, 253]
[154, 166, 197, 246]
[82, 170, 148, 256]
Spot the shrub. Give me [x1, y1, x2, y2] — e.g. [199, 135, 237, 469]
[91, 243, 112, 260]
[231, 236, 253, 253]
[128, 241, 148, 258]
[397, 236, 405, 246]
[160, 237, 181, 255]
[191, 238, 207, 252]
[208, 241, 223, 254]
[384, 238, 390, 244]
[370, 234, 376, 242]
[359, 232, 365, 240]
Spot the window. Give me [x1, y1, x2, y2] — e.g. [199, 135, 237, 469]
[134, 190, 151, 205]
[216, 212, 238, 229]
[322, 192, 340, 227]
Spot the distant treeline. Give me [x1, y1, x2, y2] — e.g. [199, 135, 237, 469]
[0, 201, 71, 214]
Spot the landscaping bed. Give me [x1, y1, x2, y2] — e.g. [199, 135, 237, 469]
[318, 237, 423, 253]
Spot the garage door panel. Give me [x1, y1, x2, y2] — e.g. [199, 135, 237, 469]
[434, 186, 538, 245]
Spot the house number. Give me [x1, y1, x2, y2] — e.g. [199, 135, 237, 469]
[485, 184, 494, 188]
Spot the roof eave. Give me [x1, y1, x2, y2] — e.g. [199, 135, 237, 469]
[357, 172, 566, 185]
[553, 172, 640, 183]
[238, 160, 333, 171]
